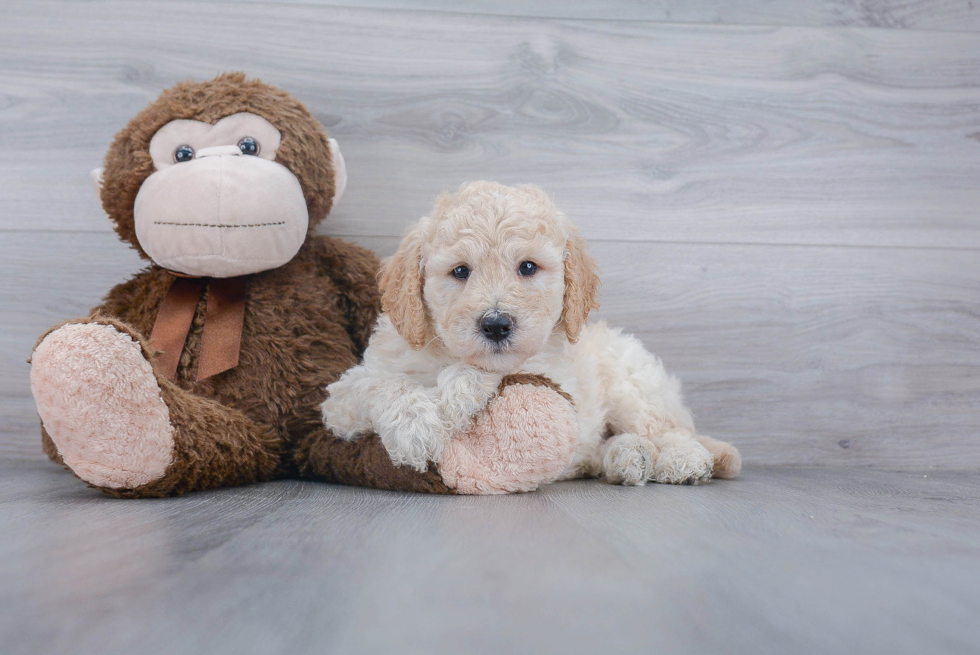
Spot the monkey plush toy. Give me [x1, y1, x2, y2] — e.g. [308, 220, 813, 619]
[29, 73, 577, 498]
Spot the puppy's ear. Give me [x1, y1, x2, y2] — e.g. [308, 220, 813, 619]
[561, 232, 600, 343]
[379, 224, 428, 350]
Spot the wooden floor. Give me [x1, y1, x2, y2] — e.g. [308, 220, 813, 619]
[2, 1, 980, 652]
[1, 460, 978, 655]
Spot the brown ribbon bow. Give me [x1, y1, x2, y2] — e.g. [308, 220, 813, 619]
[149, 274, 250, 381]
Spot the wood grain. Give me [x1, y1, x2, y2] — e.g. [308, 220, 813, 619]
[3, 232, 978, 468]
[2, 461, 978, 654]
[220, 0, 980, 32]
[2, 1, 980, 248]
[3, 4, 980, 650]
[1, 0, 978, 469]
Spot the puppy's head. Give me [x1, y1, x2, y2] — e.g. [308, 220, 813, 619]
[379, 181, 600, 371]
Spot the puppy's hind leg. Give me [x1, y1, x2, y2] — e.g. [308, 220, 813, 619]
[580, 323, 716, 484]
[696, 434, 741, 479]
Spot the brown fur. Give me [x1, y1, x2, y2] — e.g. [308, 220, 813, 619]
[39, 74, 444, 497]
[101, 72, 336, 258]
[499, 373, 574, 405]
[296, 430, 454, 494]
[560, 233, 600, 343]
[40, 426, 61, 465]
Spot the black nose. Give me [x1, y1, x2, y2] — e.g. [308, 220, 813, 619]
[480, 313, 513, 343]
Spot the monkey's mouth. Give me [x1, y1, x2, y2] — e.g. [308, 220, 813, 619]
[152, 221, 287, 228]
[134, 153, 309, 277]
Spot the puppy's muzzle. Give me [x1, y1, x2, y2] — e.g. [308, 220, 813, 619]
[479, 311, 514, 344]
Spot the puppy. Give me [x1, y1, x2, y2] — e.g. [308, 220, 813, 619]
[322, 181, 740, 485]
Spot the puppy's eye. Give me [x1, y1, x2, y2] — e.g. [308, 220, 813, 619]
[451, 265, 470, 280]
[518, 261, 538, 277]
[173, 145, 195, 163]
[238, 136, 259, 156]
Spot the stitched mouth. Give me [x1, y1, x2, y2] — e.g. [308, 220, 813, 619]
[153, 221, 286, 228]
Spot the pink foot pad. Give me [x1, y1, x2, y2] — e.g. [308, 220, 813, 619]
[439, 383, 578, 494]
[31, 322, 175, 489]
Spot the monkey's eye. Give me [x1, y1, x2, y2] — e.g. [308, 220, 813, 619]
[173, 145, 195, 163]
[237, 136, 259, 156]
[518, 261, 538, 277]
[451, 265, 470, 281]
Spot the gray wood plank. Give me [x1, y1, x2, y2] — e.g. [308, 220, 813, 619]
[220, 0, 980, 32]
[3, 232, 978, 468]
[5, 5, 980, 655]
[2, 461, 978, 654]
[2, 1, 980, 248]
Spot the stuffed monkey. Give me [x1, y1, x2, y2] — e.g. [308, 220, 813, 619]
[29, 73, 576, 498]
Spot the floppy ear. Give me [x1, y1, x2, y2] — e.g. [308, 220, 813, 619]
[561, 232, 600, 343]
[379, 224, 428, 350]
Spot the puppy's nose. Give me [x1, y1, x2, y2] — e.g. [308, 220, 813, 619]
[480, 313, 513, 343]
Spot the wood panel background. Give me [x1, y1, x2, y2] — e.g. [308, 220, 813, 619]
[1, 0, 978, 468]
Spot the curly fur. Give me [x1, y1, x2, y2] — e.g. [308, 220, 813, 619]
[323, 181, 741, 486]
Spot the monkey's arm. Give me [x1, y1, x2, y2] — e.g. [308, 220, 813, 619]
[89, 266, 173, 335]
[308, 235, 382, 356]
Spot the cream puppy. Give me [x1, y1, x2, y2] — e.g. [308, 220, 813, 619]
[322, 181, 740, 485]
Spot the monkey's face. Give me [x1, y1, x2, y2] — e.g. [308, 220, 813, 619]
[131, 112, 323, 278]
[99, 74, 344, 274]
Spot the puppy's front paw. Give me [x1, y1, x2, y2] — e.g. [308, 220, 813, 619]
[653, 435, 714, 485]
[376, 389, 446, 472]
[321, 366, 376, 440]
[321, 394, 362, 440]
[437, 363, 502, 432]
[603, 434, 658, 486]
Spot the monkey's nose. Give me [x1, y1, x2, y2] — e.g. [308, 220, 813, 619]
[196, 145, 243, 158]
[480, 313, 514, 343]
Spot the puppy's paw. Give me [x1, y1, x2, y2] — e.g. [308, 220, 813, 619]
[653, 435, 714, 485]
[377, 389, 447, 472]
[602, 433, 658, 486]
[437, 363, 502, 432]
[321, 401, 360, 440]
[321, 370, 372, 439]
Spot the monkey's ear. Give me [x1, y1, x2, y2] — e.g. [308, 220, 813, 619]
[90, 167, 104, 195]
[379, 223, 428, 350]
[561, 231, 600, 343]
[328, 138, 347, 208]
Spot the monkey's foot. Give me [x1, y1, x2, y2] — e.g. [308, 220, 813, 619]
[31, 321, 175, 489]
[438, 376, 578, 494]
